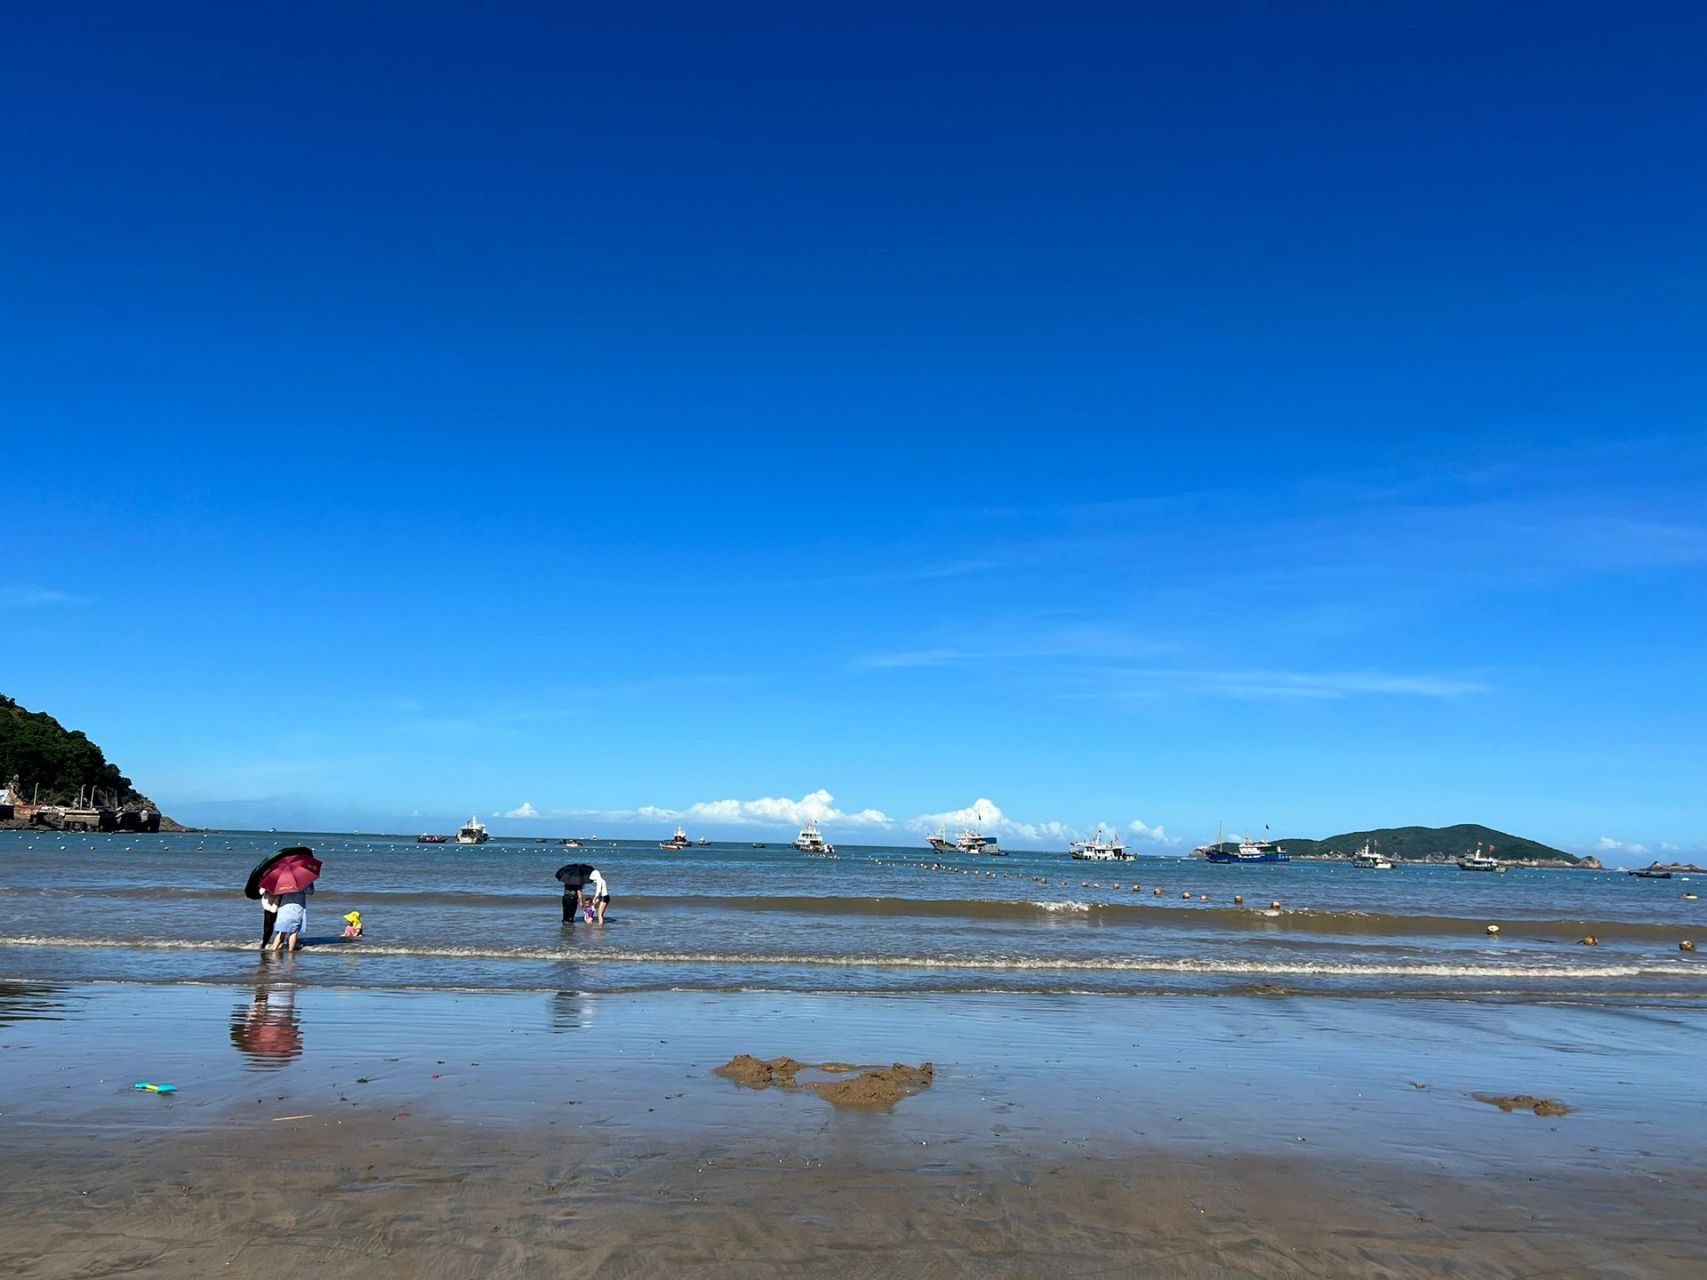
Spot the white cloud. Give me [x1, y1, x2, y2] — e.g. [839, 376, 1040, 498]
[1127, 818, 1181, 846]
[580, 789, 892, 830]
[1593, 836, 1649, 856]
[687, 789, 892, 828]
[497, 802, 541, 819]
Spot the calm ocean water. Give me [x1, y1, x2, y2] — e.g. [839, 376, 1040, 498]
[2, 830, 1702, 1000]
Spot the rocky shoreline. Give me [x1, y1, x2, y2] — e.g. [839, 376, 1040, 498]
[0, 814, 189, 834]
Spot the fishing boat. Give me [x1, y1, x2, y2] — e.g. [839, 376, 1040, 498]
[696, 837, 712, 846]
[1626, 866, 1673, 879]
[959, 828, 1002, 855]
[1070, 827, 1130, 861]
[454, 816, 489, 845]
[926, 817, 1002, 855]
[660, 826, 690, 851]
[1204, 832, 1290, 864]
[1457, 844, 1505, 872]
[793, 822, 835, 854]
[559, 838, 583, 849]
[416, 833, 448, 844]
[1351, 841, 1393, 870]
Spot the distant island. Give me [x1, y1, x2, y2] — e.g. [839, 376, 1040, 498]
[1267, 824, 1592, 868]
[0, 693, 181, 831]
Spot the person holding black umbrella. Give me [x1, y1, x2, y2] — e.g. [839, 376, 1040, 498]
[555, 862, 609, 923]
[259, 890, 280, 950]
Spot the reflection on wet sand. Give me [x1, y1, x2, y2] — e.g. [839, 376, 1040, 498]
[230, 978, 303, 1067]
[0, 979, 81, 1028]
[551, 990, 597, 1032]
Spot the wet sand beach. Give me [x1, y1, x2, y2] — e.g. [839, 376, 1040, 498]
[3, 982, 1704, 1277]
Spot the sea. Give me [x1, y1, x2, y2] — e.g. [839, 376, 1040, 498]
[2, 829, 1702, 1005]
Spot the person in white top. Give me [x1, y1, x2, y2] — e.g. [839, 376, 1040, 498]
[585, 868, 610, 923]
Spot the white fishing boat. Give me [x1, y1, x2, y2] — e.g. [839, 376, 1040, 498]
[454, 815, 489, 845]
[926, 814, 1001, 855]
[1457, 843, 1505, 873]
[1070, 827, 1129, 861]
[794, 822, 835, 854]
[1351, 841, 1393, 870]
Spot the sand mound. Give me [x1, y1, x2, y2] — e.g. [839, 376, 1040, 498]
[808, 1063, 934, 1108]
[714, 1055, 805, 1088]
[714, 1055, 934, 1108]
[1473, 1093, 1573, 1116]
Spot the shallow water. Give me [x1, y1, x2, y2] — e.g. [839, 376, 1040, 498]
[2, 830, 1701, 998]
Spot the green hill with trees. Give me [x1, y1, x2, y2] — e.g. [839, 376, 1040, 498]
[1276, 824, 1580, 864]
[0, 693, 154, 808]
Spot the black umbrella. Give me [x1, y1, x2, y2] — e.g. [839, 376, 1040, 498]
[245, 847, 317, 900]
[555, 862, 595, 888]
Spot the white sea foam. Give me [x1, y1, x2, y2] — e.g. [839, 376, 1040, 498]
[1, 934, 1695, 980]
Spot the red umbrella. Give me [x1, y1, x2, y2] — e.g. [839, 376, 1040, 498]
[259, 850, 322, 895]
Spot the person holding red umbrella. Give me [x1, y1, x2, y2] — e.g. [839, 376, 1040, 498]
[252, 847, 323, 954]
[269, 883, 313, 952]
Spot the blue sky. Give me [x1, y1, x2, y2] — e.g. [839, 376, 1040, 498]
[3, 3, 1703, 859]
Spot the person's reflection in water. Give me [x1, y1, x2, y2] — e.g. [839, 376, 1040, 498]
[230, 980, 303, 1067]
[550, 990, 596, 1033]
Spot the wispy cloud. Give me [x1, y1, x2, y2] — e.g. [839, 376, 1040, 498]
[1077, 666, 1491, 701]
[774, 558, 1009, 590]
[0, 586, 89, 608]
[860, 625, 1173, 671]
[1593, 836, 1650, 857]
[861, 648, 966, 670]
